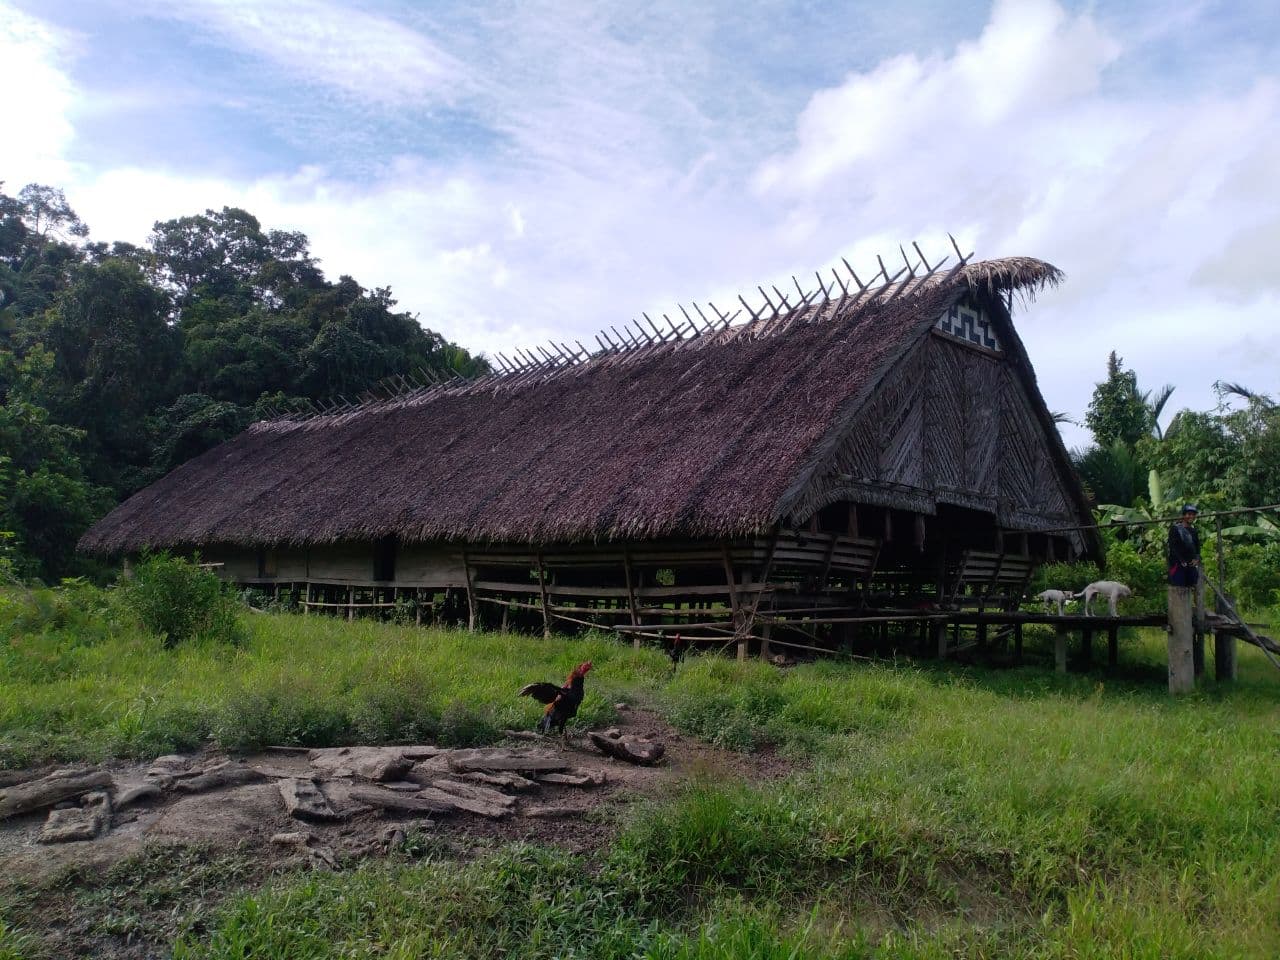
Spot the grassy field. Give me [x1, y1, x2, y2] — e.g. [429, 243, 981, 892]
[3, 595, 1280, 958]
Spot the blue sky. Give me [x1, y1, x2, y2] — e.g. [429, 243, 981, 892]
[3, 0, 1279, 448]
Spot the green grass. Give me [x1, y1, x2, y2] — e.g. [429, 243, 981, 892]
[4, 596, 1280, 957]
[0, 608, 659, 766]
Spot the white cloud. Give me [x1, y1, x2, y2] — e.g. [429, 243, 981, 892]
[750, 0, 1280, 448]
[146, 0, 466, 106]
[6, 0, 1279, 454]
[0, 2, 77, 187]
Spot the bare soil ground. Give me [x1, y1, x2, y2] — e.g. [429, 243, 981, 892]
[0, 708, 790, 958]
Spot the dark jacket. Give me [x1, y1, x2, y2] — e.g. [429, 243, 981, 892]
[1168, 522, 1201, 567]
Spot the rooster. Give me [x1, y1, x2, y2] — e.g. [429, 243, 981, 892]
[519, 661, 592, 736]
[665, 633, 688, 672]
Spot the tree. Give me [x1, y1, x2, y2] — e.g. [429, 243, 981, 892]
[34, 259, 179, 494]
[0, 348, 108, 580]
[15, 184, 88, 244]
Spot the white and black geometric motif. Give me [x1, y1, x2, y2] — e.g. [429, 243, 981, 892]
[935, 302, 1000, 352]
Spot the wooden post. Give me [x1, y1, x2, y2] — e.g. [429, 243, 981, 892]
[1013, 623, 1024, 665]
[536, 552, 551, 639]
[761, 623, 772, 660]
[1215, 628, 1237, 681]
[1081, 628, 1093, 668]
[304, 582, 311, 615]
[1193, 574, 1207, 678]
[347, 586, 354, 622]
[1054, 625, 1067, 674]
[462, 551, 478, 632]
[1107, 625, 1119, 667]
[721, 546, 746, 662]
[623, 548, 641, 650]
[1167, 586, 1195, 694]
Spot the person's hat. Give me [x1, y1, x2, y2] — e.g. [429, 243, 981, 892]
[1182, 503, 1199, 515]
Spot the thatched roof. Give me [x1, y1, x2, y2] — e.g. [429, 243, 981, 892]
[80, 255, 1078, 555]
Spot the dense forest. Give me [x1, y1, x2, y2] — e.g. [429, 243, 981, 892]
[0, 182, 486, 581]
[2, 180, 1278, 601]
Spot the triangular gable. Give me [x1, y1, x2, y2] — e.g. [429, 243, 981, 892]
[781, 294, 1090, 555]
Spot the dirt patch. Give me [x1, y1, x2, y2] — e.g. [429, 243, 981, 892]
[0, 709, 791, 958]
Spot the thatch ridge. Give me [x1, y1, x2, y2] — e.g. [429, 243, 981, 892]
[79, 252, 1069, 555]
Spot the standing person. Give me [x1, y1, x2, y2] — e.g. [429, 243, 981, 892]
[1167, 504, 1201, 586]
[1166, 503, 1203, 693]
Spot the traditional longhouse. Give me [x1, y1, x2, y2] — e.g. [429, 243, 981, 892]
[80, 249, 1100, 659]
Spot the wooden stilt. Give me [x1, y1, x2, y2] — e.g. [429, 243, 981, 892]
[623, 548, 641, 650]
[761, 624, 772, 660]
[536, 552, 552, 639]
[304, 582, 311, 615]
[462, 552, 478, 632]
[1013, 623, 1024, 664]
[1081, 628, 1093, 668]
[1054, 626, 1067, 674]
[347, 586, 354, 622]
[1193, 575, 1206, 678]
[1214, 629, 1237, 681]
[1107, 625, 1119, 667]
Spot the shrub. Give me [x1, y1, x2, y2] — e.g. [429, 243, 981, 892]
[1222, 542, 1280, 611]
[1030, 561, 1102, 597]
[118, 553, 244, 647]
[1103, 539, 1166, 614]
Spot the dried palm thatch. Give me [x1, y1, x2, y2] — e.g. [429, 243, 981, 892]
[79, 255, 1069, 555]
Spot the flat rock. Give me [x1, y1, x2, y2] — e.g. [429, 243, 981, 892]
[172, 762, 266, 794]
[0, 768, 114, 819]
[588, 732, 665, 766]
[405, 755, 455, 782]
[524, 806, 584, 819]
[415, 787, 510, 819]
[308, 747, 413, 782]
[538, 771, 605, 787]
[39, 791, 111, 844]
[279, 778, 340, 821]
[271, 830, 313, 846]
[457, 770, 540, 792]
[430, 779, 517, 808]
[447, 749, 570, 774]
[401, 746, 446, 760]
[40, 806, 106, 843]
[115, 783, 163, 810]
[347, 786, 455, 815]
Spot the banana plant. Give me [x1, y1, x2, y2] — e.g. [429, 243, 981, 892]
[1220, 513, 1280, 543]
[1096, 468, 1175, 549]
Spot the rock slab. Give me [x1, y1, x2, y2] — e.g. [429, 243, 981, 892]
[279, 778, 340, 821]
[0, 768, 114, 819]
